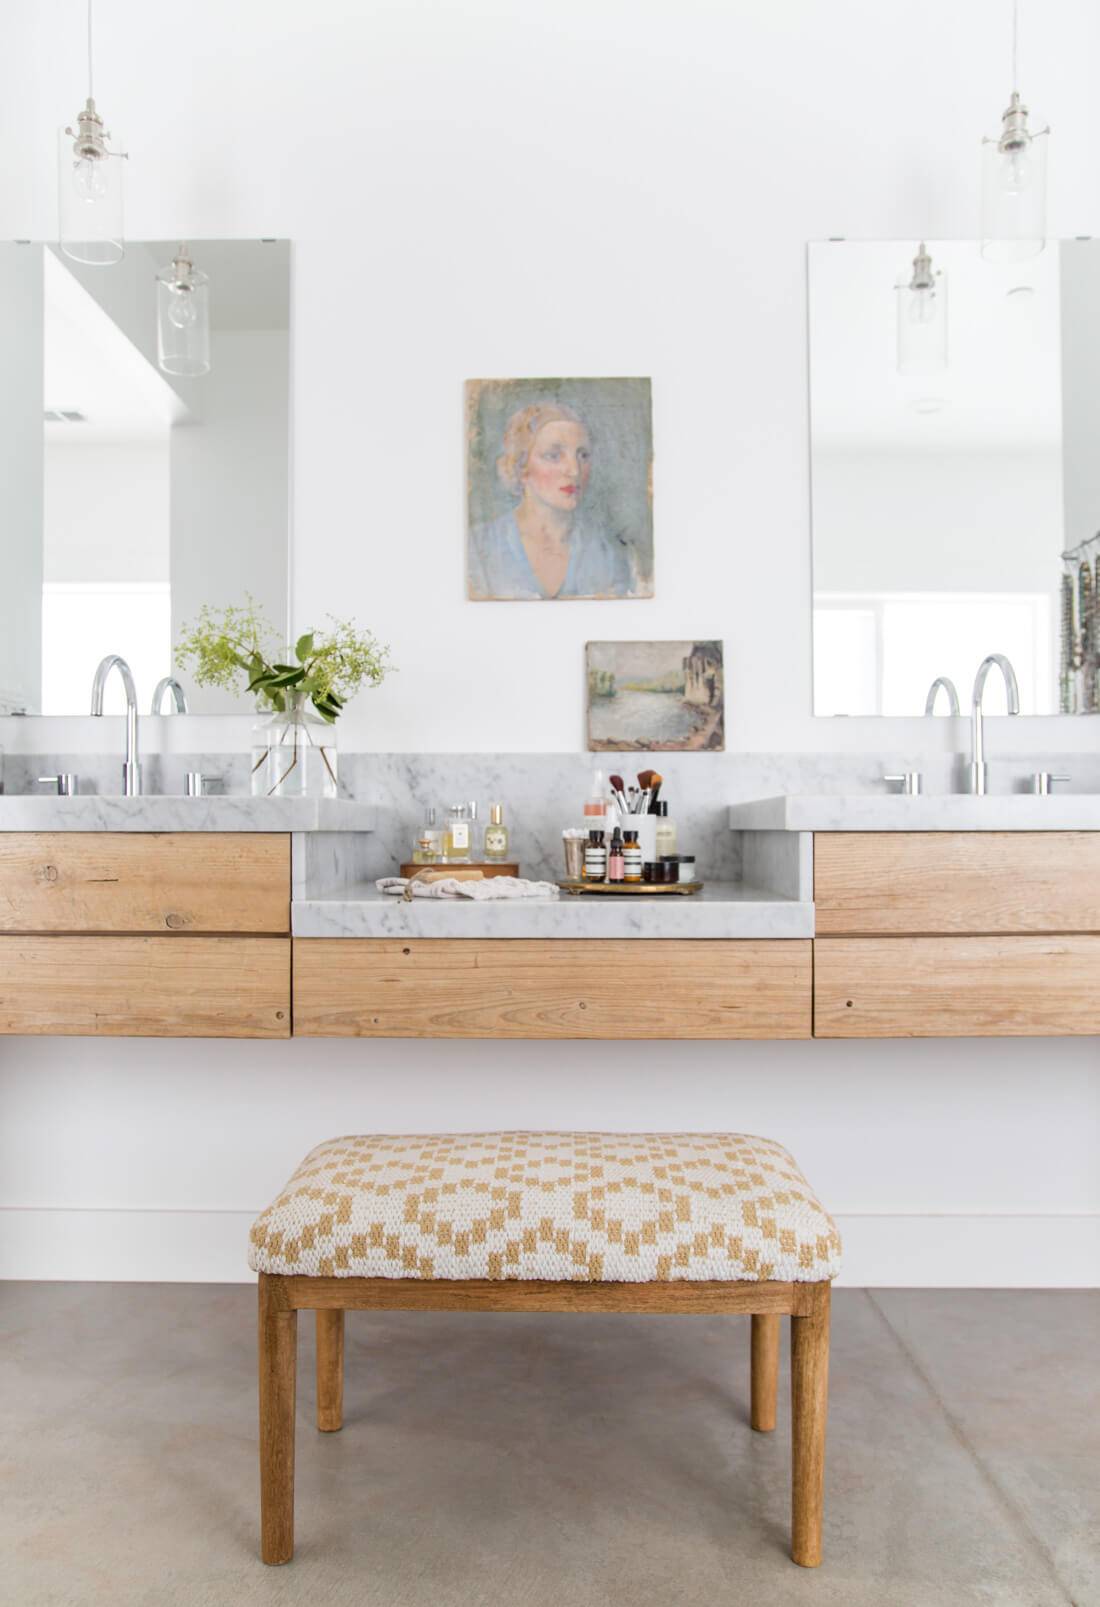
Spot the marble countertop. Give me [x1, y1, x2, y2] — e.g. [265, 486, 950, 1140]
[0, 795, 375, 832]
[728, 794, 1100, 832]
[292, 881, 813, 939]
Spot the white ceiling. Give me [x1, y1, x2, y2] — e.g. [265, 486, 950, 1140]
[809, 239, 1064, 453]
[44, 247, 182, 443]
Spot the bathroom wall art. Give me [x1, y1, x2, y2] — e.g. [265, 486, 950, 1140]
[586, 640, 724, 752]
[466, 377, 654, 601]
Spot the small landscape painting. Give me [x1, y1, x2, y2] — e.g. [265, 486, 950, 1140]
[586, 640, 724, 752]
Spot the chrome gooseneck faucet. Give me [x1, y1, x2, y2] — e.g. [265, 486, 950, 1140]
[924, 675, 961, 716]
[150, 675, 189, 715]
[970, 654, 1019, 796]
[91, 654, 142, 796]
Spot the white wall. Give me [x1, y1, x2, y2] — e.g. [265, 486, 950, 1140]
[813, 446, 1063, 594]
[2, 0, 1099, 1286]
[170, 328, 290, 710]
[1060, 241, 1100, 554]
[44, 439, 169, 582]
[0, 247, 42, 712]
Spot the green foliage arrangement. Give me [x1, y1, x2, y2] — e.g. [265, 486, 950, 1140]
[175, 597, 391, 723]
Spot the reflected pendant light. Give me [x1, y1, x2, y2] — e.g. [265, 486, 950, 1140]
[58, 0, 127, 265]
[156, 245, 211, 376]
[896, 243, 947, 374]
[980, 0, 1049, 261]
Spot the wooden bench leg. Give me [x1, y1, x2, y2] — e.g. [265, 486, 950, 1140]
[750, 1313, 780, 1431]
[790, 1282, 830, 1568]
[258, 1275, 297, 1565]
[316, 1309, 345, 1432]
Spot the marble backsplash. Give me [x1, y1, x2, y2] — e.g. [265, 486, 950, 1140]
[6, 748, 1100, 885]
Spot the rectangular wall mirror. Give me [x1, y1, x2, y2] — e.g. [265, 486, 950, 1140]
[809, 238, 1099, 718]
[0, 239, 290, 716]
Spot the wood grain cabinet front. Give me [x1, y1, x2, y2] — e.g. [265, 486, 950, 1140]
[815, 935, 1100, 1038]
[0, 935, 291, 1037]
[0, 833, 290, 934]
[293, 938, 812, 1040]
[814, 832, 1100, 936]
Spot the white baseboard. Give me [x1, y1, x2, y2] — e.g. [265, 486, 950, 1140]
[2, 1209, 1097, 1287]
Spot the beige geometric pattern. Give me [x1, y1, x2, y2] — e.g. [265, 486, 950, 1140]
[249, 1132, 841, 1284]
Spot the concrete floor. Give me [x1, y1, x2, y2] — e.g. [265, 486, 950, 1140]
[1, 1285, 1096, 1607]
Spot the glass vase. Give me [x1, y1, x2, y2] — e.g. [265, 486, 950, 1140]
[250, 691, 339, 800]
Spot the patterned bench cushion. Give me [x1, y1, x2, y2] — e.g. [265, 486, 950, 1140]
[249, 1132, 841, 1284]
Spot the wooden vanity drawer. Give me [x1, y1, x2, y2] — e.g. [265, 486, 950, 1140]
[0, 936, 290, 1037]
[814, 936, 1100, 1037]
[293, 938, 812, 1039]
[0, 833, 290, 934]
[814, 832, 1100, 935]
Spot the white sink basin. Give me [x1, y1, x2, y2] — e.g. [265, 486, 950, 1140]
[728, 795, 1100, 832]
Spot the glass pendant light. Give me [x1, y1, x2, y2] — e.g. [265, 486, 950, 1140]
[58, 0, 127, 265]
[981, 0, 1049, 262]
[896, 243, 947, 374]
[156, 246, 211, 376]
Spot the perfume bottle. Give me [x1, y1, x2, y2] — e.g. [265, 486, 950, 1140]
[443, 803, 472, 862]
[413, 804, 443, 863]
[468, 799, 483, 859]
[484, 802, 509, 861]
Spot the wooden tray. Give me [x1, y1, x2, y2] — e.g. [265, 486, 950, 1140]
[558, 879, 703, 896]
[400, 862, 519, 879]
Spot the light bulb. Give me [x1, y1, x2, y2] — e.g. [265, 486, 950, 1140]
[166, 286, 197, 329]
[1000, 143, 1030, 195]
[908, 285, 937, 326]
[72, 155, 108, 202]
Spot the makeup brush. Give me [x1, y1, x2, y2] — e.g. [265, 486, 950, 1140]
[609, 773, 628, 813]
[648, 772, 663, 808]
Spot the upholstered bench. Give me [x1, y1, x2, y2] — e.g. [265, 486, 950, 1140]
[249, 1131, 841, 1568]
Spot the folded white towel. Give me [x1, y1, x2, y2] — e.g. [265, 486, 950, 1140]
[377, 875, 560, 902]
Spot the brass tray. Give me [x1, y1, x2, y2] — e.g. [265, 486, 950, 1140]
[558, 879, 703, 896]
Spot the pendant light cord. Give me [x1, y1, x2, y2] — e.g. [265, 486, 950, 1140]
[1011, 0, 1019, 92]
[87, 0, 94, 99]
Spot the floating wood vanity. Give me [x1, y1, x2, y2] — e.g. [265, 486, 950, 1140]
[0, 794, 1096, 1041]
[813, 832, 1100, 1038]
[0, 832, 292, 1037]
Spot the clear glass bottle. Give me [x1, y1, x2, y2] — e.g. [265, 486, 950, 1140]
[467, 799, 483, 860]
[484, 802, 509, 861]
[412, 804, 443, 864]
[443, 803, 472, 862]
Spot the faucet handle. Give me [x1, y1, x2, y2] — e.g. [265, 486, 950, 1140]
[37, 774, 77, 797]
[884, 771, 923, 796]
[1032, 772, 1070, 795]
[185, 771, 217, 797]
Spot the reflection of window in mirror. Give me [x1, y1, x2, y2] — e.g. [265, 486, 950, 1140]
[0, 239, 290, 716]
[814, 593, 1053, 717]
[808, 238, 1100, 717]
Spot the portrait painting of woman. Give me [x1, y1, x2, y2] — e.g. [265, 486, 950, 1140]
[466, 378, 654, 601]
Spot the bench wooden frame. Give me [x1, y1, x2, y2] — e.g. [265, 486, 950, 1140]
[257, 1272, 832, 1570]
